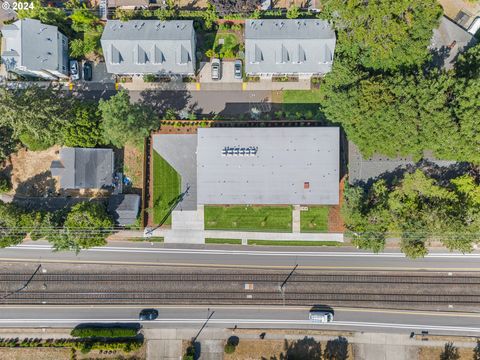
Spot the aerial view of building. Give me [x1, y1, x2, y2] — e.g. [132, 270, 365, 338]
[0, 18, 69, 80]
[244, 19, 336, 77]
[100, 20, 196, 76]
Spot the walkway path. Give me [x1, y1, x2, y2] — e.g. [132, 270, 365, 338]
[292, 205, 301, 233]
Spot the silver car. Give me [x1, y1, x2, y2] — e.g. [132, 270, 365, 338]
[309, 311, 334, 323]
[70, 60, 80, 81]
[234, 60, 242, 80]
[211, 58, 221, 80]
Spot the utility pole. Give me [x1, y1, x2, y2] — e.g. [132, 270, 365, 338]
[2, 264, 42, 300]
[192, 308, 215, 343]
[279, 264, 298, 306]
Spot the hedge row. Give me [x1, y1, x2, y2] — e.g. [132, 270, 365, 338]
[0, 337, 142, 353]
[70, 327, 138, 338]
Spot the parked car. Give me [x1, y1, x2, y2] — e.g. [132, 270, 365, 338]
[83, 61, 92, 81]
[70, 60, 80, 81]
[211, 58, 221, 80]
[234, 60, 242, 80]
[139, 309, 158, 321]
[309, 311, 333, 323]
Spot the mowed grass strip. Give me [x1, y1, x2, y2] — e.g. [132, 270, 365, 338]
[152, 151, 181, 225]
[205, 238, 242, 245]
[204, 206, 292, 232]
[248, 240, 342, 246]
[300, 206, 329, 233]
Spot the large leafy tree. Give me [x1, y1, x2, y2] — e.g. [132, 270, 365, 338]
[53, 202, 114, 251]
[344, 170, 480, 256]
[62, 103, 104, 148]
[0, 86, 74, 150]
[98, 90, 159, 147]
[321, 0, 442, 71]
[319, 63, 457, 160]
[0, 201, 33, 247]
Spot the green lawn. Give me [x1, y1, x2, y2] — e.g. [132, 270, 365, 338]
[248, 240, 342, 246]
[214, 32, 239, 59]
[205, 238, 242, 245]
[204, 206, 292, 232]
[300, 206, 330, 233]
[282, 90, 324, 119]
[152, 151, 181, 225]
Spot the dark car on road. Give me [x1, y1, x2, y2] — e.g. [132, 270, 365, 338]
[139, 309, 158, 321]
[83, 61, 92, 81]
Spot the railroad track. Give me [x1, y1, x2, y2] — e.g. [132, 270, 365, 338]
[1, 273, 480, 284]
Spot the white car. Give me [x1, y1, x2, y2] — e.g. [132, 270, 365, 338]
[211, 58, 221, 80]
[70, 60, 80, 81]
[309, 311, 334, 323]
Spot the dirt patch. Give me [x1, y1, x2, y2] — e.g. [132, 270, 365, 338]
[6, 146, 60, 196]
[123, 143, 144, 193]
[328, 176, 345, 233]
[0, 347, 70, 360]
[419, 346, 474, 360]
[224, 337, 353, 360]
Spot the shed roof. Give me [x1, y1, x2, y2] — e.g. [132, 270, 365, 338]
[108, 194, 141, 226]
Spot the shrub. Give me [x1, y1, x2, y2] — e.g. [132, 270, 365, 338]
[71, 327, 138, 338]
[143, 74, 157, 83]
[18, 131, 52, 151]
[183, 343, 195, 360]
[0, 176, 11, 193]
[224, 343, 236, 353]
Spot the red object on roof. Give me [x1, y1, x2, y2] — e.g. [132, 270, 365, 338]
[304, 182, 310, 189]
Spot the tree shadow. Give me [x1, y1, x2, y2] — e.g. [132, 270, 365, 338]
[324, 336, 349, 360]
[138, 89, 193, 118]
[261, 337, 323, 360]
[15, 171, 57, 197]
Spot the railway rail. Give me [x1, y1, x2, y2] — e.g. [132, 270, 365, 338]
[1, 273, 480, 284]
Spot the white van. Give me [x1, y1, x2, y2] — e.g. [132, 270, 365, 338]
[309, 311, 334, 323]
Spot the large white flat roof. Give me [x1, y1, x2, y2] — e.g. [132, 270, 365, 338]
[197, 127, 339, 205]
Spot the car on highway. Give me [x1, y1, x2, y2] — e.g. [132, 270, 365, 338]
[211, 58, 221, 80]
[70, 60, 80, 81]
[309, 311, 334, 323]
[139, 309, 158, 321]
[234, 60, 242, 80]
[83, 61, 93, 81]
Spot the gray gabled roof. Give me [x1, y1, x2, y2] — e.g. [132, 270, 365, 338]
[197, 127, 340, 205]
[50, 148, 114, 189]
[245, 19, 336, 75]
[108, 194, 141, 226]
[101, 20, 196, 75]
[0, 19, 65, 73]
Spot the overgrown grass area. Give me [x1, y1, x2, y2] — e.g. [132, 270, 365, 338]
[152, 151, 181, 226]
[214, 32, 240, 59]
[300, 206, 329, 233]
[205, 238, 242, 245]
[204, 206, 292, 232]
[248, 240, 342, 246]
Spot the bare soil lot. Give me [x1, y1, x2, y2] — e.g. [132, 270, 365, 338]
[419, 346, 474, 360]
[0, 348, 70, 360]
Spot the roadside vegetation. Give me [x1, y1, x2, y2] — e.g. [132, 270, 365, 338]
[205, 238, 242, 245]
[205, 206, 292, 232]
[247, 240, 342, 246]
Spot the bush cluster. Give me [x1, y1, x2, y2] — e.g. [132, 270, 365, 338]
[70, 327, 138, 338]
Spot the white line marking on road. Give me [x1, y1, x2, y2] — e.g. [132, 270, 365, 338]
[6, 244, 480, 258]
[0, 318, 478, 333]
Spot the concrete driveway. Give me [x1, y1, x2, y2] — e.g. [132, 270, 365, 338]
[198, 60, 242, 83]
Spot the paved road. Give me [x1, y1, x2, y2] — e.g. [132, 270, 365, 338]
[0, 305, 479, 335]
[2, 241, 480, 271]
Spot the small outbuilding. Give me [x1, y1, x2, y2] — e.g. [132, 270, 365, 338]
[108, 194, 141, 226]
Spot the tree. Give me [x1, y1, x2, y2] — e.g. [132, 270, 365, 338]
[0, 86, 75, 149]
[0, 126, 17, 163]
[99, 91, 159, 147]
[58, 202, 114, 251]
[473, 340, 480, 360]
[286, 5, 300, 19]
[440, 342, 459, 360]
[209, 0, 261, 16]
[62, 104, 104, 148]
[69, 6, 100, 32]
[320, 0, 442, 71]
[0, 201, 33, 247]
